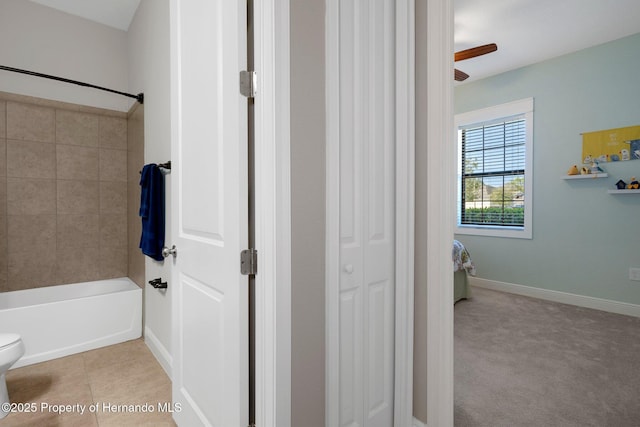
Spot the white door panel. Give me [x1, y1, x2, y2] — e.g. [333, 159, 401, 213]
[336, 0, 395, 426]
[170, 0, 248, 425]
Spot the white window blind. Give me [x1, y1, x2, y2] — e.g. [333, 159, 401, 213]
[455, 97, 533, 239]
[460, 117, 526, 227]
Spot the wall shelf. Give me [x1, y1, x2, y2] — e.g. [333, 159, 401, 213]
[562, 173, 608, 180]
[607, 189, 640, 194]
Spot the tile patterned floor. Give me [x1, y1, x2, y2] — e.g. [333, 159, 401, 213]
[2, 338, 176, 426]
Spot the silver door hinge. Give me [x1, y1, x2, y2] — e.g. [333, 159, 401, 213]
[241, 248, 258, 275]
[239, 70, 257, 98]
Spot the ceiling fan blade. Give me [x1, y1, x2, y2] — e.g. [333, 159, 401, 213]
[454, 68, 469, 81]
[455, 43, 497, 62]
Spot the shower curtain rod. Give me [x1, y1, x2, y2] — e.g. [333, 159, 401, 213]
[0, 65, 144, 104]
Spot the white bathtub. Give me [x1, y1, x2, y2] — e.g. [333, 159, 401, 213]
[0, 277, 142, 369]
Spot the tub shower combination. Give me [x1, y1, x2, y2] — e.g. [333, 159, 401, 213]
[0, 277, 142, 369]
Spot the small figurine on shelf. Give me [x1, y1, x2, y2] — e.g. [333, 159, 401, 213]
[616, 179, 627, 190]
[567, 165, 579, 175]
[590, 160, 605, 174]
[627, 177, 639, 189]
[580, 166, 590, 175]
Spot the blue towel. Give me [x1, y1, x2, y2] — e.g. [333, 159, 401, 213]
[139, 163, 165, 261]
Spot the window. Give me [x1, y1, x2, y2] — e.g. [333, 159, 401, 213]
[455, 98, 533, 239]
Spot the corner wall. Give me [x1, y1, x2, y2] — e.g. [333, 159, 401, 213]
[454, 33, 640, 305]
[127, 0, 173, 375]
[290, 0, 326, 425]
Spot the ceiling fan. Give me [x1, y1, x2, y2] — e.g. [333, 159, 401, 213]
[454, 43, 498, 81]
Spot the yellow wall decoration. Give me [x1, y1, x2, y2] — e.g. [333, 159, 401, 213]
[581, 125, 640, 163]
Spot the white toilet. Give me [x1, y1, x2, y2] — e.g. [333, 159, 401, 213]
[0, 333, 25, 419]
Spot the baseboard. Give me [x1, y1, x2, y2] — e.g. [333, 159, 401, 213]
[413, 417, 426, 427]
[469, 277, 640, 318]
[144, 326, 173, 379]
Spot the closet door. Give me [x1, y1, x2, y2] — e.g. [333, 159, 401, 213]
[329, 0, 396, 426]
[170, 0, 249, 425]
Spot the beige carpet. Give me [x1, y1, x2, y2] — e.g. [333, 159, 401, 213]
[454, 287, 640, 427]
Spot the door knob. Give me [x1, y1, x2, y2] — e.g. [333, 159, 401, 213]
[343, 264, 354, 274]
[162, 245, 177, 258]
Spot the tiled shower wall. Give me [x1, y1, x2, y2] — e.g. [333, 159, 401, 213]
[0, 92, 130, 292]
[127, 103, 145, 287]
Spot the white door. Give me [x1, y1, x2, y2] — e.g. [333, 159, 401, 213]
[330, 1, 396, 426]
[170, 0, 248, 426]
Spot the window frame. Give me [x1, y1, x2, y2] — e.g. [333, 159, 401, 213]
[455, 97, 534, 239]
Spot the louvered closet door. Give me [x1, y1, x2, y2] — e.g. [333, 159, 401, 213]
[170, 0, 249, 425]
[337, 0, 395, 426]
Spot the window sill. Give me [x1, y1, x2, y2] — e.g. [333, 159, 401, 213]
[455, 224, 532, 239]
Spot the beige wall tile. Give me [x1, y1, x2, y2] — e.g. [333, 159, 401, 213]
[127, 105, 144, 289]
[56, 246, 100, 285]
[99, 116, 127, 150]
[99, 148, 127, 182]
[56, 109, 99, 147]
[128, 253, 144, 287]
[0, 215, 6, 255]
[0, 215, 9, 258]
[128, 181, 144, 287]
[0, 139, 6, 177]
[127, 148, 144, 183]
[100, 181, 127, 214]
[56, 144, 99, 180]
[57, 180, 99, 215]
[99, 246, 128, 278]
[128, 182, 142, 246]
[127, 104, 144, 153]
[0, 215, 6, 292]
[57, 214, 100, 249]
[7, 178, 56, 215]
[0, 177, 6, 214]
[0, 96, 132, 293]
[8, 247, 58, 290]
[0, 102, 6, 138]
[6, 102, 55, 143]
[6, 139, 56, 179]
[8, 214, 56, 254]
[100, 214, 127, 248]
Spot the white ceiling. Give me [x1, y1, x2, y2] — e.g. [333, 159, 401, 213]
[29, 0, 140, 31]
[455, 0, 640, 84]
[27, 0, 640, 83]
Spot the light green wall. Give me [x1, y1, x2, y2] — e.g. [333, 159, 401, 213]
[455, 33, 640, 304]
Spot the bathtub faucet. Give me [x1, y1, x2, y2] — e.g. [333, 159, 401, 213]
[149, 278, 168, 289]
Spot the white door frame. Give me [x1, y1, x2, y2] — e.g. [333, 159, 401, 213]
[253, 1, 292, 426]
[324, 0, 417, 425]
[422, 0, 455, 425]
[394, 0, 416, 424]
[252, 0, 454, 425]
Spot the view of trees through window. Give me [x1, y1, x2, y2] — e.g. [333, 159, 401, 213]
[460, 119, 526, 227]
